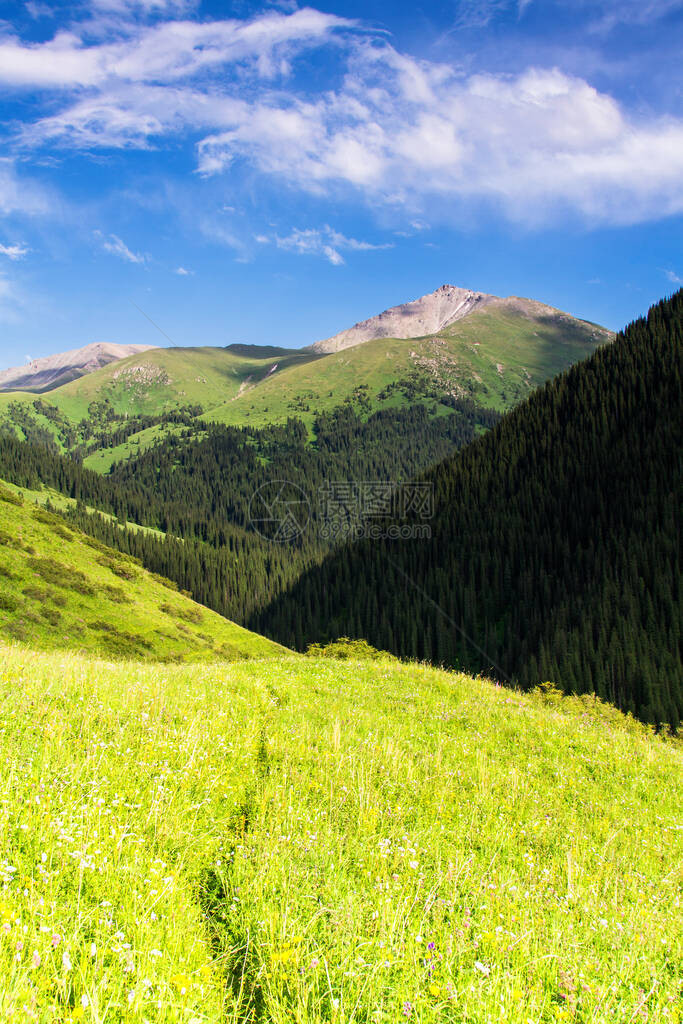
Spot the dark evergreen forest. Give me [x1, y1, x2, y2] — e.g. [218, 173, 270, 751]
[254, 291, 683, 729]
[0, 400, 497, 621]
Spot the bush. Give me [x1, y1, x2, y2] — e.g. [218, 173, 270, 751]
[0, 592, 18, 613]
[102, 584, 131, 604]
[160, 602, 203, 623]
[305, 637, 393, 661]
[97, 555, 137, 580]
[0, 484, 22, 506]
[27, 556, 95, 596]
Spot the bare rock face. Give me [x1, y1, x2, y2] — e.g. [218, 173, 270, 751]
[309, 284, 497, 354]
[0, 342, 156, 392]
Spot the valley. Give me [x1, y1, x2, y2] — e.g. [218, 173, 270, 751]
[2, 1, 682, 1019]
[0, 285, 679, 1024]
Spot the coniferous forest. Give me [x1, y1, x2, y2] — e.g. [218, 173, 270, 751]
[0, 293, 680, 728]
[253, 291, 683, 729]
[0, 400, 498, 622]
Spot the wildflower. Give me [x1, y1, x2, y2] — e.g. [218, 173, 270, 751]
[310, 957, 320, 969]
[427, 942, 436, 951]
[81, 994, 89, 1009]
[474, 960, 490, 976]
[403, 1000, 413, 1017]
[171, 973, 192, 995]
[51, 933, 61, 948]
[409, 861, 419, 870]
[31, 951, 41, 968]
[90, 943, 97, 958]
[62, 951, 72, 972]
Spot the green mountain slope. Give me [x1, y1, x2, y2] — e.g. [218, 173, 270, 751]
[0, 297, 610, 469]
[207, 299, 611, 428]
[0, 481, 285, 662]
[254, 290, 683, 728]
[0, 644, 679, 1021]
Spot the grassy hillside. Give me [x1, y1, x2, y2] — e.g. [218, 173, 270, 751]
[0, 305, 610, 470]
[0, 645, 679, 1022]
[0, 481, 284, 662]
[207, 303, 611, 429]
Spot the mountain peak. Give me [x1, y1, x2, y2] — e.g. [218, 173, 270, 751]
[309, 284, 496, 354]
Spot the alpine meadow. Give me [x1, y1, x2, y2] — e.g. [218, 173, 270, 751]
[0, 1, 682, 1022]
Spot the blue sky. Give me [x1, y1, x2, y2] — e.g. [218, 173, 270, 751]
[0, 0, 682, 364]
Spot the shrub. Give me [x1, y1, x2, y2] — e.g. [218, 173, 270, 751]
[38, 606, 62, 626]
[0, 592, 18, 613]
[305, 637, 393, 661]
[160, 602, 203, 624]
[27, 556, 95, 596]
[102, 584, 131, 604]
[0, 484, 22, 506]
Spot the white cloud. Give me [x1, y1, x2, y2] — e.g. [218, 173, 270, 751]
[265, 225, 392, 265]
[174, 265, 192, 274]
[95, 230, 145, 263]
[0, 243, 29, 260]
[196, 58, 683, 226]
[4, 9, 683, 228]
[0, 9, 353, 89]
[665, 269, 683, 285]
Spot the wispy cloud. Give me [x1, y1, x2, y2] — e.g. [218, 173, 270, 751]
[0, 160, 51, 217]
[95, 230, 145, 263]
[453, 1, 516, 29]
[259, 226, 392, 265]
[665, 269, 683, 286]
[0, 243, 29, 260]
[453, 0, 683, 29]
[0, 272, 23, 324]
[174, 265, 192, 274]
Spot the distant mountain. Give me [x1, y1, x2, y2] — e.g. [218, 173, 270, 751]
[309, 283, 604, 354]
[255, 290, 683, 729]
[0, 342, 156, 393]
[0, 286, 612, 471]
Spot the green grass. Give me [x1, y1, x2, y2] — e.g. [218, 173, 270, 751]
[0, 308, 611, 463]
[204, 306, 612, 429]
[0, 481, 285, 663]
[0, 647, 679, 1023]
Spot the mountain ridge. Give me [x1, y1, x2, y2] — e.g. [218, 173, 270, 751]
[0, 342, 157, 393]
[308, 283, 604, 354]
